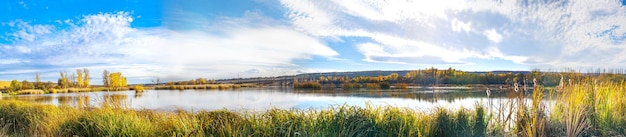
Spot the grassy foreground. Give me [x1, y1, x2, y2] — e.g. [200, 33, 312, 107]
[0, 100, 488, 137]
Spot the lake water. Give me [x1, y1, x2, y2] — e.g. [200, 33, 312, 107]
[1, 87, 551, 112]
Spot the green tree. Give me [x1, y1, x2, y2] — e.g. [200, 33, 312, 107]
[9, 80, 21, 92]
[21, 80, 34, 90]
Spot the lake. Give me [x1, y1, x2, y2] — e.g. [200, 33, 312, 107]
[1, 87, 550, 112]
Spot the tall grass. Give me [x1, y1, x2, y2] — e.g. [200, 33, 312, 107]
[0, 100, 490, 136]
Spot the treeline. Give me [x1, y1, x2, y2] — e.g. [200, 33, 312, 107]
[165, 78, 217, 86]
[300, 68, 626, 88]
[1, 69, 129, 94]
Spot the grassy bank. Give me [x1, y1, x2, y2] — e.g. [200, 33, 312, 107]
[0, 100, 490, 136]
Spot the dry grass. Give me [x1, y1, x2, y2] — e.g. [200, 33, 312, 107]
[0, 81, 10, 89]
[16, 89, 45, 94]
[0, 100, 489, 136]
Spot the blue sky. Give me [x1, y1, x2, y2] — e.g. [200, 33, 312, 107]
[1, 0, 626, 84]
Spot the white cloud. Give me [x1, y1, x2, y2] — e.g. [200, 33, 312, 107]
[483, 29, 502, 43]
[451, 19, 472, 33]
[0, 11, 338, 82]
[281, 0, 626, 68]
[4, 20, 54, 42]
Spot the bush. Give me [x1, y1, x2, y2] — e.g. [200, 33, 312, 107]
[379, 82, 391, 89]
[341, 82, 361, 90]
[134, 85, 144, 92]
[294, 81, 322, 90]
[393, 83, 409, 89]
[365, 83, 379, 89]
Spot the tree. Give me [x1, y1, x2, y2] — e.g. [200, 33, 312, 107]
[35, 72, 44, 90]
[198, 78, 206, 84]
[387, 73, 399, 82]
[21, 80, 34, 90]
[9, 80, 21, 92]
[76, 69, 84, 88]
[108, 72, 127, 88]
[70, 72, 76, 87]
[103, 69, 110, 87]
[35, 72, 40, 83]
[109, 72, 121, 87]
[152, 78, 161, 85]
[122, 77, 127, 87]
[58, 71, 70, 88]
[83, 68, 90, 88]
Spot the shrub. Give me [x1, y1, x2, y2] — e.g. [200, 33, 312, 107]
[134, 84, 144, 92]
[379, 82, 391, 89]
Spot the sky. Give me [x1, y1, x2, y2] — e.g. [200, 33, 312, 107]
[1, 0, 626, 84]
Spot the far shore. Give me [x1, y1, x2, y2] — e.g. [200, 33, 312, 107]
[0, 82, 541, 96]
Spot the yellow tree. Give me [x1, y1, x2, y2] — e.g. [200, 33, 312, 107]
[387, 73, 399, 81]
[58, 71, 69, 88]
[83, 68, 90, 88]
[122, 77, 127, 87]
[109, 72, 122, 87]
[199, 78, 207, 84]
[76, 69, 84, 88]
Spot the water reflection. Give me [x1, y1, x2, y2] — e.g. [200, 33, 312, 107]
[1, 88, 554, 112]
